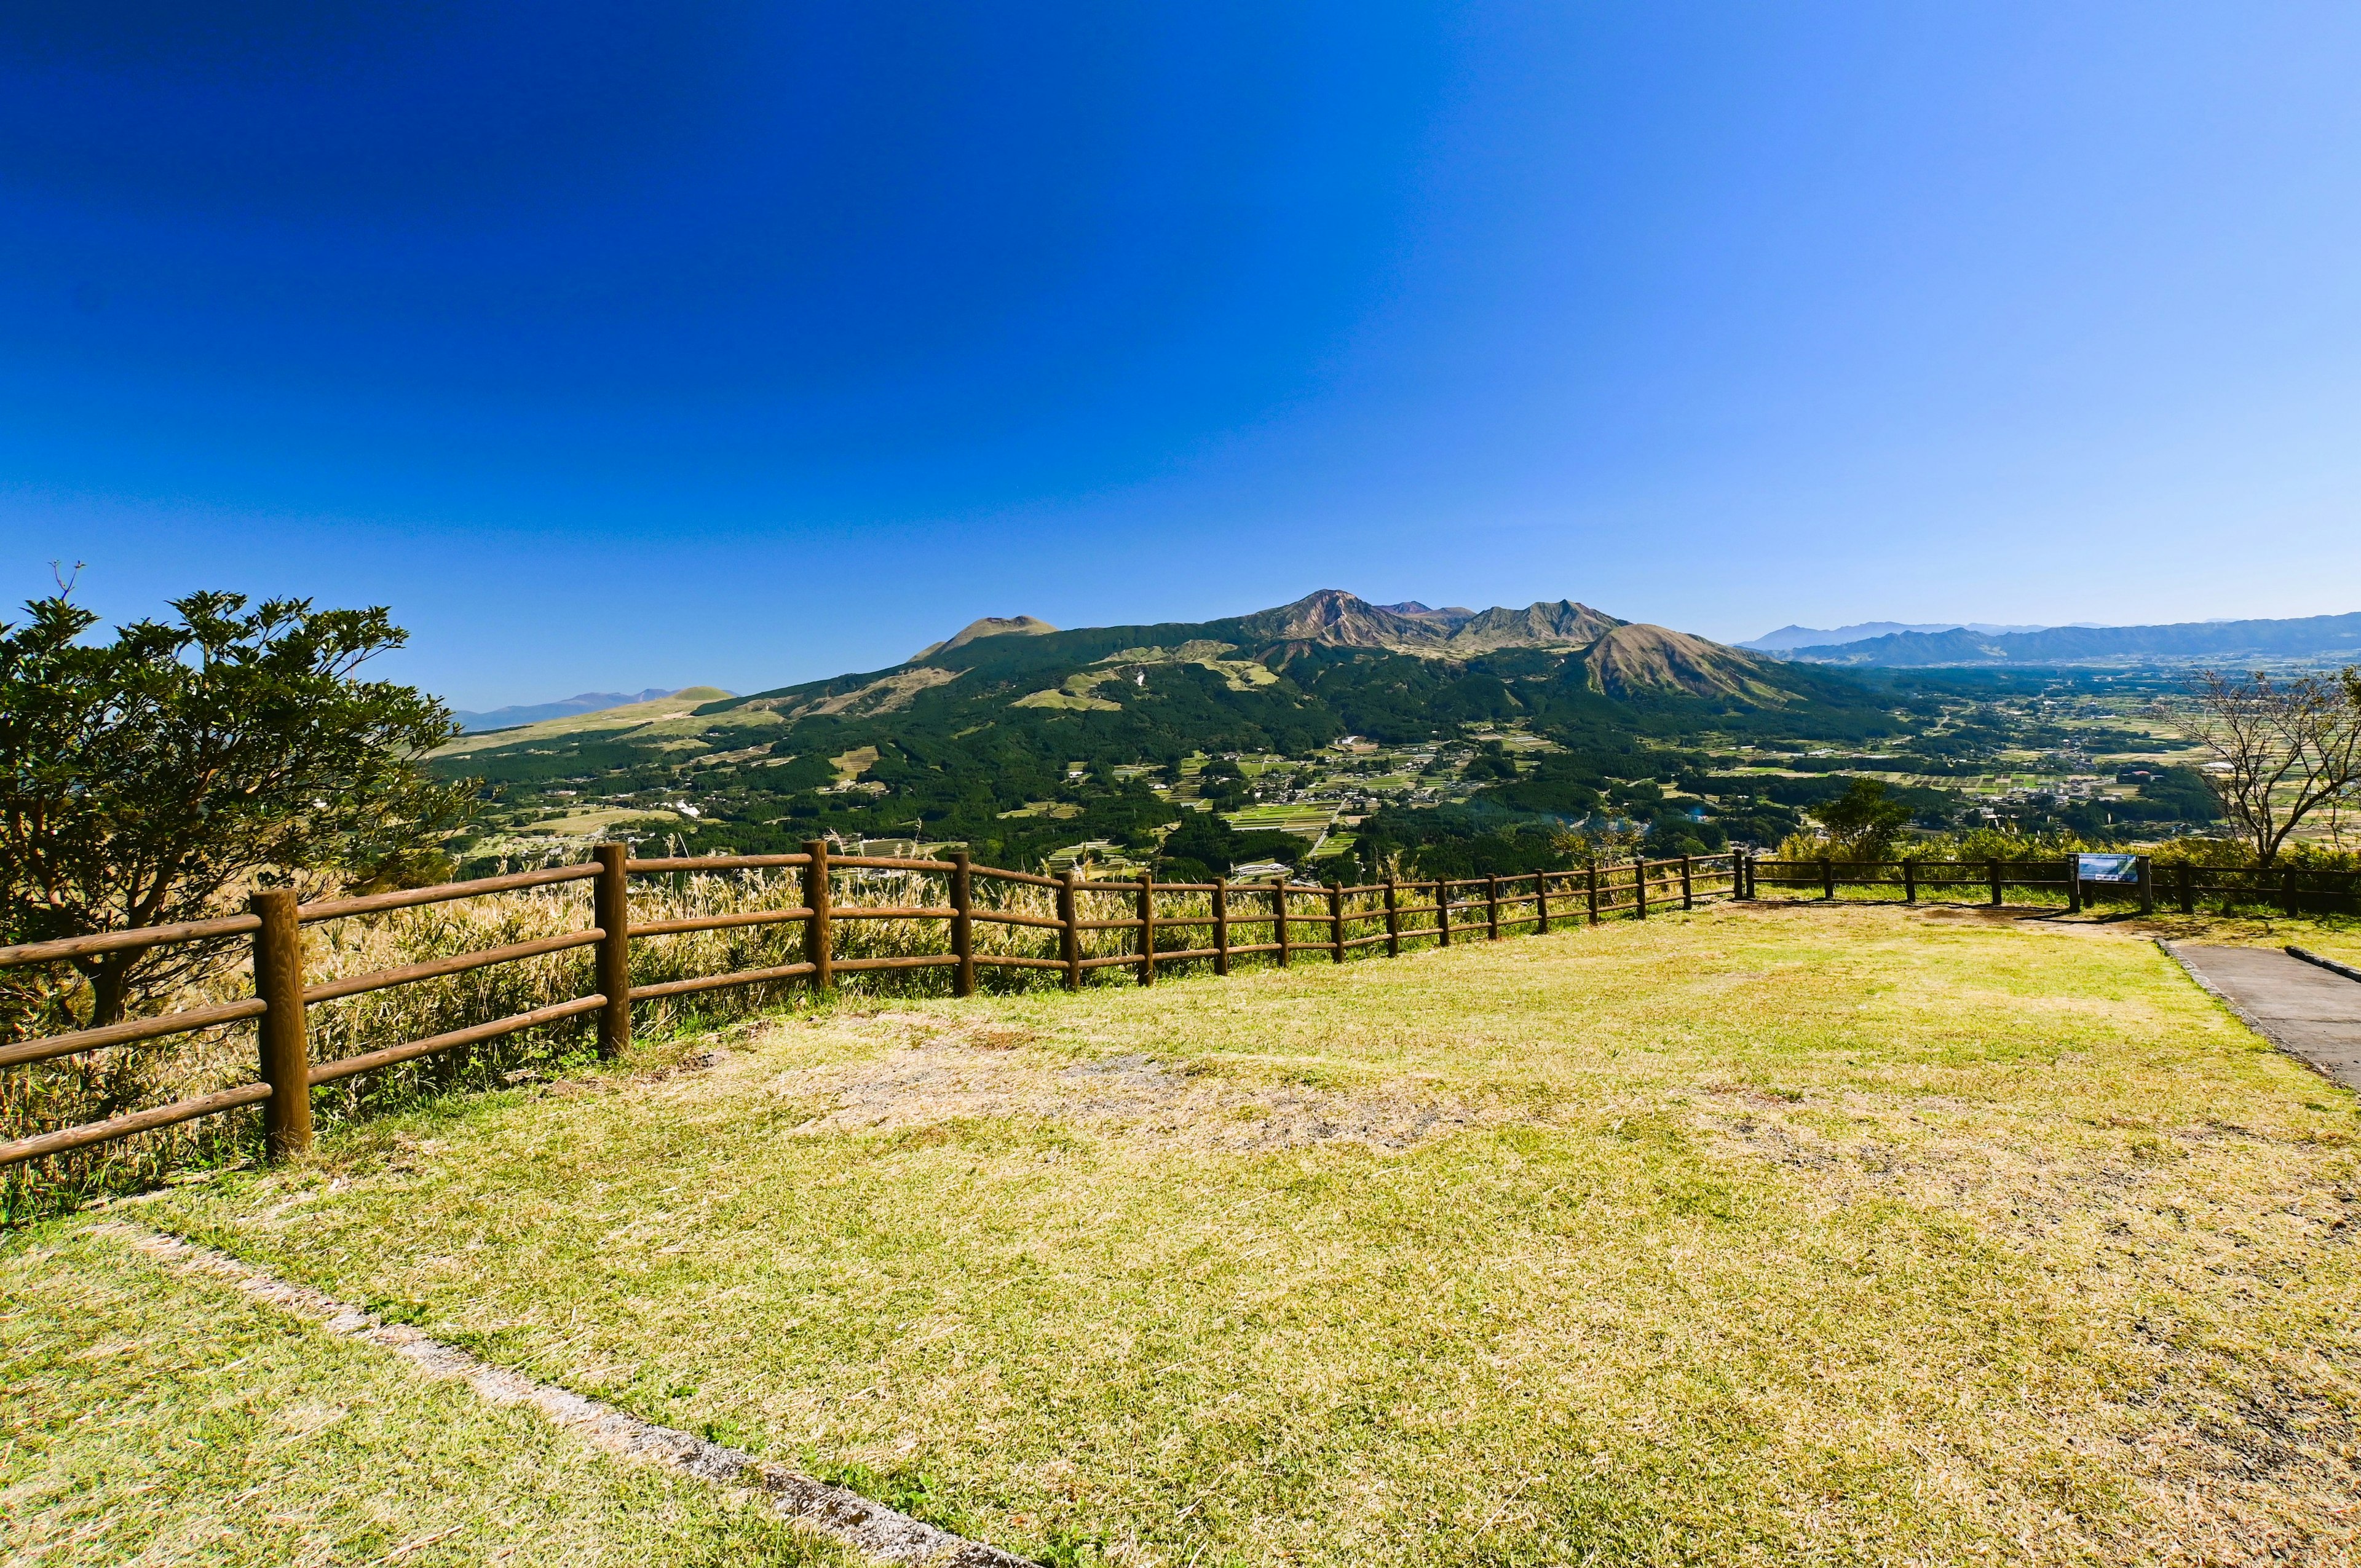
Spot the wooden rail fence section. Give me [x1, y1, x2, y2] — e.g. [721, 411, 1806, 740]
[0, 845, 1741, 1170]
[9, 844, 2354, 1171]
[1748, 855, 2361, 917]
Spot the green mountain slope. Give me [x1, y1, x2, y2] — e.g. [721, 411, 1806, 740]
[430, 591, 1897, 872]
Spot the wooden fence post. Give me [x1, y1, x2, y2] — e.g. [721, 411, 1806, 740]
[1680, 856, 1694, 912]
[1213, 878, 1230, 975]
[1487, 874, 1501, 940]
[1634, 858, 1649, 920]
[1058, 869, 1082, 991]
[1901, 857, 1917, 905]
[1534, 870, 1549, 935]
[2177, 862, 2194, 915]
[1137, 875, 1156, 986]
[593, 843, 632, 1057]
[1988, 857, 2002, 907]
[251, 888, 312, 1160]
[1587, 865, 1599, 924]
[949, 849, 976, 998]
[2282, 867, 2299, 918]
[1273, 877, 1290, 967]
[802, 840, 833, 993]
[1329, 881, 1346, 963]
[1436, 882, 1452, 947]
[1384, 878, 1401, 956]
[2137, 855, 2153, 917]
[1820, 856, 1835, 900]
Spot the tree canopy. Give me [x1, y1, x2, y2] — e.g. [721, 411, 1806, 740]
[0, 591, 470, 1023]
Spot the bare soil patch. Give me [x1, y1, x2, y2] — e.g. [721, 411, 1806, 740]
[770, 1022, 1491, 1153]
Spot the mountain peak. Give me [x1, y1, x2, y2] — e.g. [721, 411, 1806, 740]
[1231, 590, 1447, 650]
[1444, 600, 1624, 655]
[1227, 590, 1634, 658]
[910, 614, 1058, 664]
[1579, 623, 1768, 698]
[1377, 600, 1477, 628]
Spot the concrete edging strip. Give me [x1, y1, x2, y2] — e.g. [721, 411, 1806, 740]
[2156, 939, 2283, 1047]
[2289, 945, 2361, 985]
[2158, 939, 2361, 1092]
[91, 1221, 1035, 1568]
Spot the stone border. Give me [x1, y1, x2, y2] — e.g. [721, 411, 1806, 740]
[92, 1221, 1035, 1567]
[2289, 945, 2361, 986]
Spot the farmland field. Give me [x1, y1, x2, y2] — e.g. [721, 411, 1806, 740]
[8, 902, 2360, 1566]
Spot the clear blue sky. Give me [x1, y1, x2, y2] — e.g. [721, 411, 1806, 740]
[5, 2, 2360, 707]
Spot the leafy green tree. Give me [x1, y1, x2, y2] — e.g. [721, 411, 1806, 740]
[1156, 816, 1303, 881]
[0, 591, 472, 1025]
[1810, 778, 1913, 857]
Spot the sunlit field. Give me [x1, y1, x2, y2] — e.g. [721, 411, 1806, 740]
[9, 902, 2360, 1566]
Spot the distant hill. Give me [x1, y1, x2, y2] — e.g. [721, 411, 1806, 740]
[437, 688, 737, 754]
[1741, 620, 2049, 652]
[908, 615, 1056, 664]
[1776, 611, 2361, 667]
[450, 688, 719, 732]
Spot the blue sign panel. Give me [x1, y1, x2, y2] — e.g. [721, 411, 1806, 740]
[2077, 853, 2139, 883]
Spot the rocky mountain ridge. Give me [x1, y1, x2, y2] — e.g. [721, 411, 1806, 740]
[896, 589, 1766, 698]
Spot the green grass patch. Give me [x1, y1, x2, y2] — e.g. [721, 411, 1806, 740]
[23, 904, 2361, 1563]
[0, 1225, 855, 1567]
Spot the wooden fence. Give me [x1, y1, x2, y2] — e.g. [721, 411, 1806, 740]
[0, 846, 1741, 1170]
[1747, 854, 2361, 916]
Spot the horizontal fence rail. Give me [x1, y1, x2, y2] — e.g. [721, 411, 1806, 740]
[1747, 854, 2361, 917]
[0, 844, 1720, 1170]
[11, 838, 2349, 1176]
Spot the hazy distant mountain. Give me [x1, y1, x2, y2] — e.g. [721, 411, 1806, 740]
[451, 688, 714, 732]
[1741, 620, 2049, 652]
[1778, 611, 2361, 667]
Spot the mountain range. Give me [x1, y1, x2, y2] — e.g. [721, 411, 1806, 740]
[432, 589, 1893, 869]
[780, 589, 1787, 704]
[1740, 620, 2051, 652]
[1775, 610, 2361, 667]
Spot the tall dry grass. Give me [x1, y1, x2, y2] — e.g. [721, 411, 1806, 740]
[2, 865, 1518, 1217]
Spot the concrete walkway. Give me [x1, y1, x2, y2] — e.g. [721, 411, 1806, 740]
[2164, 942, 2361, 1090]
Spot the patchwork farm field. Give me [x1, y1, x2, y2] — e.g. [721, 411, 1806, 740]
[9, 904, 2361, 1566]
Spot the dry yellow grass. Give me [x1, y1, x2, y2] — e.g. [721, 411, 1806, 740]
[23, 900, 2346, 1566]
[2, 865, 1180, 1214]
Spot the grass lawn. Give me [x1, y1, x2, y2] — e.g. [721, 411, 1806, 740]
[12, 902, 2361, 1565]
[0, 1225, 855, 1567]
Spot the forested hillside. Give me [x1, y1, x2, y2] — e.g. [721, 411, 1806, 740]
[427, 591, 1945, 877]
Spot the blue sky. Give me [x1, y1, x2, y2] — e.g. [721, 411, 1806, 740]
[4, 2, 2359, 707]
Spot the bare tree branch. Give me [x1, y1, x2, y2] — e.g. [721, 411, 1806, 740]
[2161, 666, 2361, 864]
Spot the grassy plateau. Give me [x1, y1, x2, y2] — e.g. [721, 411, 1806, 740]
[7, 901, 2360, 1566]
